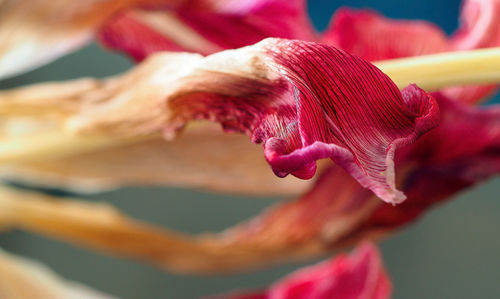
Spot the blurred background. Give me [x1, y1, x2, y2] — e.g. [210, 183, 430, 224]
[0, 0, 499, 298]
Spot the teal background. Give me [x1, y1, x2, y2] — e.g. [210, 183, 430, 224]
[0, 1, 499, 298]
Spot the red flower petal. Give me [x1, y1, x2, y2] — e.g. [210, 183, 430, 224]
[166, 39, 439, 204]
[259, 40, 439, 203]
[451, 0, 500, 50]
[212, 243, 391, 299]
[322, 8, 450, 61]
[98, 0, 315, 60]
[323, 0, 500, 104]
[441, 0, 500, 103]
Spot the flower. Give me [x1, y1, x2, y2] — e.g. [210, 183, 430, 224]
[0, 0, 499, 298]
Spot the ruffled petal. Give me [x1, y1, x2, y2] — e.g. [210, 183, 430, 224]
[0, 94, 493, 276]
[256, 40, 439, 204]
[97, 0, 315, 60]
[212, 243, 391, 299]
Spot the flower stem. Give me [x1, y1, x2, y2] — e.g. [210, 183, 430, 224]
[376, 47, 500, 90]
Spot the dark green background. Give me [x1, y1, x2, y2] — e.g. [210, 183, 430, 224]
[1, 1, 499, 298]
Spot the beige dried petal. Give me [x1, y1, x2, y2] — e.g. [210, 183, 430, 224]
[0, 125, 310, 196]
[0, 0, 171, 79]
[0, 169, 381, 274]
[0, 247, 116, 299]
[0, 44, 312, 195]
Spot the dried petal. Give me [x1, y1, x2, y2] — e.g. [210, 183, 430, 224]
[0, 39, 438, 203]
[0, 0, 168, 79]
[0, 184, 384, 275]
[0, 125, 310, 196]
[0, 247, 115, 299]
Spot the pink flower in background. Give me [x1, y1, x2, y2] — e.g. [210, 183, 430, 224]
[213, 243, 391, 299]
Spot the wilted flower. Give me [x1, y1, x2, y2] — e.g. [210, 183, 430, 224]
[0, 0, 499, 298]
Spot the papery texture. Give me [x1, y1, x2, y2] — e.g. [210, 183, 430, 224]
[0, 125, 310, 196]
[0, 39, 439, 204]
[0, 247, 115, 299]
[0, 170, 373, 273]
[211, 243, 391, 299]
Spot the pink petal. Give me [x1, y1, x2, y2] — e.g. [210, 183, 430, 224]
[260, 41, 439, 203]
[212, 243, 391, 299]
[98, 0, 315, 59]
[96, 12, 188, 61]
[441, 0, 500, 103]
[323, 1, 500, 104]
[322, 8, 450, 61]
[451, 0, 500, 50]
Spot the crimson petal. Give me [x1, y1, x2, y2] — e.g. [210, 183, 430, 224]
[259, 40, 439, 203]
[322, 8, 449, 61]
[211, 243, 391, 299]
[98, 0, 315, 60]
[441, 0, 500, 103]
[323, 0, 500, 104]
